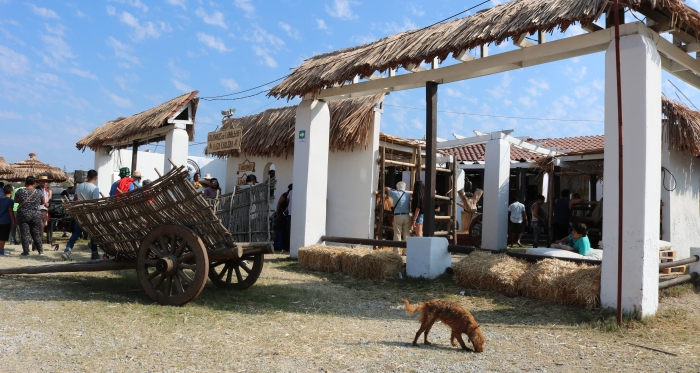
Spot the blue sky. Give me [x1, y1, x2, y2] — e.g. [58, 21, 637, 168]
[2, 0, 699, 171]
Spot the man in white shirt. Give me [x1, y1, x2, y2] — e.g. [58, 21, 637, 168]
[63, 170, 100, 261]
[507, 198, 528, 247]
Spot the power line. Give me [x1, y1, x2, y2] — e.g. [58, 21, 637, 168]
[198, 0, 491, 100]
[384, 104, 604, 123]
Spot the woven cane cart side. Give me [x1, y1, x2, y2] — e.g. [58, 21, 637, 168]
[63, 166, 265, 306]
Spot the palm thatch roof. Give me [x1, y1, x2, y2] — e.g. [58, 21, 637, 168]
[0, 157, 12, 175]
[269, 0, 700, 100]
[76, 91, 199, 152]
[207, 94, 384, 159]
[663, 96, 700, 156]
[3, 153, 69, 182]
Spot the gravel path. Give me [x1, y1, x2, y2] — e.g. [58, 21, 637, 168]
[0, 245, 698, 372]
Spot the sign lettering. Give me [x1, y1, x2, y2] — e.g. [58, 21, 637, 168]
[237, 162, 255, 173]
[206, 128, 242, 153]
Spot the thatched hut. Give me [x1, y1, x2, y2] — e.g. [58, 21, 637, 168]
[3, 153, 69, 182]
[0, 157, 12, 175]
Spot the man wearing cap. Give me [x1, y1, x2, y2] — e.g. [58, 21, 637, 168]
[109, 167, 135, 196]
[132, 171, 143, 188]
[36, 175, 52, 228]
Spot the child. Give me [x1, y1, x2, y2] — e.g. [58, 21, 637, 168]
[552, 222, 591, 256]
[0, 185, 16, 256]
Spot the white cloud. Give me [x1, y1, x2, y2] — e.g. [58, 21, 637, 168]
[172, 79, 192, 92]
[27, 3, 59, 19]
[445, 87, 464, 98]
[565, 65, 587, 83]
[592, 78, 604, 91]
[278, 22, 300, 39]
[34, 72, 60, 86]
[0, 27, 25, 45]
[112, 0, 149, 12]
[106, 36, 140, 66]
[560, 95, 577, 108]
[525, 78, 549, 96]
[114, 72, 139, 90]
[252, 45, 277, 68]
[196, 32, 230, 52]
[167, 59, 189, 79]
[503, 99, 512, 106]
[316, 19, 329, 31]
[195, 8, 227, 28]
[117, 11, 170, 41]
[166, 0, 187, 10]
[69, 67, 97, 79]
[104, 89, 132, 107]
[326, 0, 359, 20]
[518, 96, 536, 107]
[409, 4, 424, 16]
[107, 5, 116, 15]
[487, 72, 512, 98]
[350, 33, 376, 44]
[76, 10, 87, 18]
[40, 33, 75, 67]
[382, 18, 417, 33]
[45, 24, 66, 36]
[234, 0, 255, 18]
[0, 110, 24, 119]
[220, 78, 239, 91]
[243, 24, 285, 49]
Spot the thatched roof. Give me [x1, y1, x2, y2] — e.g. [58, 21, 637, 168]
[0, 157, 12, 175]
[379, 133, 426, 149]
[3, 153, 69, 182]
[76, 91, 199, 151]
[269, 0, 700, 100]
[663, 96, 700, 156]
[207, 94, 384, 159]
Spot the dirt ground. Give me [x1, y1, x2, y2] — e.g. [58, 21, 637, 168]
[0, 240, 699, 373]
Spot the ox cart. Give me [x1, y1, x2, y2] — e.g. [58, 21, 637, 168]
[0, 165, 274, 306]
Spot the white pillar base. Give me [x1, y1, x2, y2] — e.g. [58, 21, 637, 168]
[94, 146, 113, 194]
[164, 124, 189, 173]
[290, 100, 331, 258]
[406, 237, 451, 279]
[600, 34, 661, 317]
[690, 248, 700, 275]
[482, 138, 510, 251]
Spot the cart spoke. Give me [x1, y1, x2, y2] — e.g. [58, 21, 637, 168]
[179, 263, 197, 270]
[226, 265, 234, 283]
[216, 263, 229, 279]
[173, 276, 185, 294]
[153, 273, 165, 290]
[164, 275, 173, 296]
[178, 252, 195, 263]
[158, 236, 169, 255]
[239, 261, 251, 274]
[174, 239, 187, 257]
[143, 259, 158, 267]
[147, 270, 161, 281]
[210, 260, 225, 268]
[150, 244, 165, 259]
[234, 266, 243, 283]
[177, 270, 193, 286]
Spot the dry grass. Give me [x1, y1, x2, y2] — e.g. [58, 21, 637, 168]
[208, 94, 384, 159]
[76, 91, 198, 151]
[453, 251, 530, 297]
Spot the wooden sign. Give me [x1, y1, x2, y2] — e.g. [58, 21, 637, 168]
[207, 128, 242, 153]
[236, 176, 247, 186]
[237, 161, 255, 173]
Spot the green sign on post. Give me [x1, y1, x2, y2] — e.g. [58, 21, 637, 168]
[298, 130, 306, 143]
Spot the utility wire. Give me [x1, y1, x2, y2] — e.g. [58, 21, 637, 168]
[383, 104, 604, 122]
[667, 79, 699, 110]
[198, 0, 491, 100]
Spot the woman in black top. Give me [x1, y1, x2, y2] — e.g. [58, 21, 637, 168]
[14, 176, 46, 256]
[411, 180, 425, 237]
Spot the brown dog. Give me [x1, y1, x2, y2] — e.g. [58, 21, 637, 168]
[403, 299, 484, 352]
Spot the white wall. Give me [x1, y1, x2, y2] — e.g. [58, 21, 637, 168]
[224, 155, 294, 198]
[661, 145, 700, 260]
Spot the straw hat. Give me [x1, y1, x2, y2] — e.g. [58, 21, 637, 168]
[132, 171, 142, 178]
[36, 175, 52, 182]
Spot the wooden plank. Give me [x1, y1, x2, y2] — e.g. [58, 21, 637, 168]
[425, 81, 438, 237]
[0, 260, 137, 275]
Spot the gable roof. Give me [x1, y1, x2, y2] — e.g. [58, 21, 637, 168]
[443, 135, 605, 162]
[76, 91, 198, 152]
[269, 0, 700, 100]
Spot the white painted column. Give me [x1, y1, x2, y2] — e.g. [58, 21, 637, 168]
[94, 146, 113, 195]
[482, 138, 510, 250]
[455, 168, 466, 229]
[290, 100, 330, 258]
[164, 123, 189, 173]
[601, 34, 661, 317]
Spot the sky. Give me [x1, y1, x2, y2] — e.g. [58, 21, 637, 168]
[2, 0, 700, 171]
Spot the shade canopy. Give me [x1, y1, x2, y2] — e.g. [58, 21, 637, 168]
[3, 153, 70, 182]
[0, 157, 12, 175]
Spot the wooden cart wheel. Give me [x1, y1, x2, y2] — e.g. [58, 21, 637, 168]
[469, 215, 483, 248]
[208, 252, 263, 290]
[137, 225, 209, 306]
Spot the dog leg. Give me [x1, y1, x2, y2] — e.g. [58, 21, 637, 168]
[412, 325, 427, 346]
[455, 334, 473, 352]
[450, 332, 458, 347]
[422, 317, 437, 345]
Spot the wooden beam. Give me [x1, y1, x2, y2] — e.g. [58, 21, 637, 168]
[514, 33, 535, 48]
[0, 260, 137, 275]
[681, 42, 700, 53]
[425, 81, 438, 237]
[456, 50, 475, 62]
[406, 63, 428, 73]
[581, 22, 603, 33]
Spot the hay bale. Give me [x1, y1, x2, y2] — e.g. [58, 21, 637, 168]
[297, 244, 352, 273]
[518, 258, 601, 308]
[357, 251, 403, 281]
[340, 249, 369, 277]
[453, 251, 530, 297]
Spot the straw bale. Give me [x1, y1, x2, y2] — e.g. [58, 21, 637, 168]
[298, 245, 353, 273]
[270, 0, 700, 100]
[518, 258, 601, 308]
[356, 251, 403, 281]
[77, 91, 198, 151]
[208, 94, 384, 159]
[340, 249, 369, 277]
[453, 251, 530, 297]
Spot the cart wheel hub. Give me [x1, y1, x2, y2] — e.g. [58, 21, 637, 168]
[156, 257, 176, 275]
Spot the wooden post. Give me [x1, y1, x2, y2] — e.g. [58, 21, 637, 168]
[451, 160, 457, 244]
[379, 146, 386, 240]
[589, 174, 598, 201]
[131, 140, 139, 174]
[518, 168, 527, 203]
[416, 147, 423, 181]
[425, 81, 438, 237]
[547, 168, 559, 247]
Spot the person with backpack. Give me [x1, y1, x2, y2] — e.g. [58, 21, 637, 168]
[109, 167, 135, 196]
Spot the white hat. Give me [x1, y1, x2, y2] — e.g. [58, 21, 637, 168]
[203, 173, 212, 180]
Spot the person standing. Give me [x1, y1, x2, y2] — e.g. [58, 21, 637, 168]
[202, 178, 221, 198]
[0, 185, 16, 256]
[14, 176, 45, 256]
[192, 172, 203, 190]
[284, 184, 293, 252]
[507, 198, 528, 247]
[63, 170, 100, 261]
[274, 185, 290, 252]
[411, 180, 425, 237]
[36, 175, 52, 228]
[9, 184, 25, 245]
[530, 195, 547, 248]
[385, 181, 410, 242]
[109, 167, 134, 196]
[132, 171, 143, 188]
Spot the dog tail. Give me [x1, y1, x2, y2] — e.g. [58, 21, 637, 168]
[403, 299, 423, 315]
